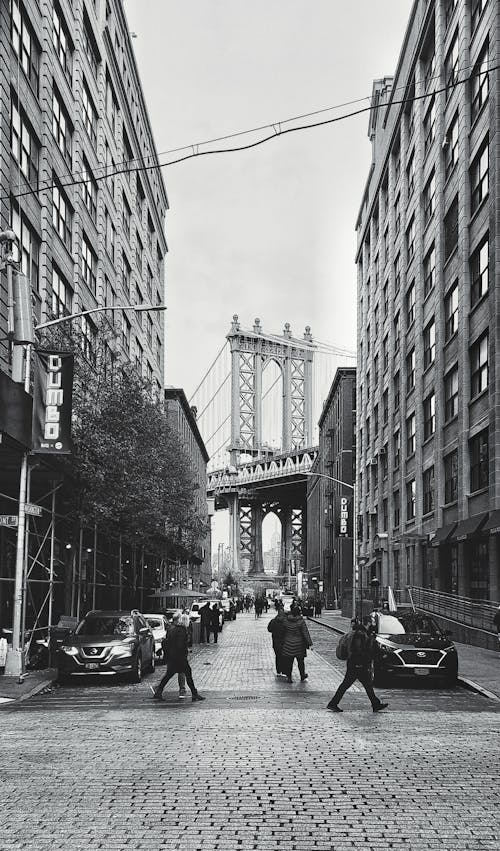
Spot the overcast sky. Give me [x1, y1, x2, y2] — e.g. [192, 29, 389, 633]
[124, 0, 414, 552]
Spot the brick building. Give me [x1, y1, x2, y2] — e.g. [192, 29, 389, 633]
[306, 367, 356, 611]
[355, 0, 498, 603]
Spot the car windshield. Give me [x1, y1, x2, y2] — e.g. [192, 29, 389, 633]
[146, 618, 163, 629]
[377, 615, 406, 636]
[191, 605, 200, 612]
[399, 614, 442, 635]
[76, 616, 135, 636]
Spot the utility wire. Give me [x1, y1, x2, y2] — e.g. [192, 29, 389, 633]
[3, 62, 496, 203]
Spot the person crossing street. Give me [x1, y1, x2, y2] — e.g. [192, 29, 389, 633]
[151, 613, 205, 703]
[326, 619, 388, 713]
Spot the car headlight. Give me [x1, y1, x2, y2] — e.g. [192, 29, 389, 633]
[60, 645, 79, 656]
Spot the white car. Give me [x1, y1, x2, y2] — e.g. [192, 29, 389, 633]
[143, 613, 170, 659]
[190, 601, 224, 629]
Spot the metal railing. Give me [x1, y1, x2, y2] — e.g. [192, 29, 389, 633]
[407, 586, 499, 633]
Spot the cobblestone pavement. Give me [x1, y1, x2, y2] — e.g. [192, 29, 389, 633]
[1, 612, 499, 851]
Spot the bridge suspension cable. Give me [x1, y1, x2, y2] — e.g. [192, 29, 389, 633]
[195, 372, 231, 420]
[189, 341, 229, 402]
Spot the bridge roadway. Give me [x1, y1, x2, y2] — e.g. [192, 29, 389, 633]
[2, 612, 499, 850]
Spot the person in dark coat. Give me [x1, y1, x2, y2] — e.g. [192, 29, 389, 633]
[152, 614, 204, 702]
[210, 603, 220, 643]
[267, 607, 287, 675]
[281, 603, 313, 682]
[326, 619, 388, 713]
[199, 601, 211, 643]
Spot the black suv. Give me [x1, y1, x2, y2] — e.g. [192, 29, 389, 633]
[57, 609, 155, 683]
[371, 610, 458, 686]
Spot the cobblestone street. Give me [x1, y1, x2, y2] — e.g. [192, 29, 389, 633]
[2, 612, 499, 850]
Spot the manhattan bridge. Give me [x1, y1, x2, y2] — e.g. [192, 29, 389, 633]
[190, 316, 355, 590]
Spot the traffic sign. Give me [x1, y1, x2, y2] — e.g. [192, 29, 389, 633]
[0, 515, 18, 527]
[25, 503, 42, 517]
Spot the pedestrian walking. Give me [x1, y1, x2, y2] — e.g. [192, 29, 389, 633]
[267, 606, 287, 676]
[494, 605, 500, 647]
[161, 613, 191, 698]
[151, 613, 204, 702]
[281, 603, 313, 682]
[255, 598, 263, 619]
[326, 619, 388, 713]
[210, 603, 220, 643]
[199, 601, 211, 643]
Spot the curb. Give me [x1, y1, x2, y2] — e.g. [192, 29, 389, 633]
[0, 672, 57, 707]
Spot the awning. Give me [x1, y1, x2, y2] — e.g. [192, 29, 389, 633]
[430, 523, 457, 547]
[483, 510, 500, 535]
[449, 513, 489, 543]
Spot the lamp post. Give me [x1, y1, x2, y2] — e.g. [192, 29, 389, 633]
[4, 301, 166, 680]
[304, 471, 357, 618]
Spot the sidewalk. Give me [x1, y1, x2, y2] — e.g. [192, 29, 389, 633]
[311, 609, 500, 701]
[0, 669, 57, 705]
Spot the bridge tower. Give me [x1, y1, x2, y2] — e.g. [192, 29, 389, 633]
[226, 315, 314, 581]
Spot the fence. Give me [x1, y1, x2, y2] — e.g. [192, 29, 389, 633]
[407, 586, 498, 633]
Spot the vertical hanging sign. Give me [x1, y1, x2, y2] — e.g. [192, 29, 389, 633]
[336, 496, 353, 538]
[32, 350, 74, 454]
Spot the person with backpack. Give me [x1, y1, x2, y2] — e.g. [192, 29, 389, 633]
[151, 613, 205, 703]
[281, 603, 313, 682]
[327, 618, 388, 713]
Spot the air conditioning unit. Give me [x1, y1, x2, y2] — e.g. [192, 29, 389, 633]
[442, 134, 449, 150]
[367, 456, 378, 466]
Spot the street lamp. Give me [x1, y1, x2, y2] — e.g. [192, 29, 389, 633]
[4, 301, 166, 680]
[304, 471, 357, 618]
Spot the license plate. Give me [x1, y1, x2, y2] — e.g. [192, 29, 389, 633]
[414, 667, 429, 676]
[84, 662, 99, 670]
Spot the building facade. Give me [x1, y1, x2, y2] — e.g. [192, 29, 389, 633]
[306, 368, 356, 611]
[355, 0, 499, 604]
[164, 388, 212, 594]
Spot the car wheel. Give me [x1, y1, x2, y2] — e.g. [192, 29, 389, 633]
[130, 653, 142, 683]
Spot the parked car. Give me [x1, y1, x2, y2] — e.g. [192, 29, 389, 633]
[371, 610, 458, 686]
[221, 599, 236, 621]
[144, 613, 170, 660]
[57, 609, 155, 683]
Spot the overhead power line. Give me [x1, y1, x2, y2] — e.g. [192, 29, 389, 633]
[3, 62, 496, 203]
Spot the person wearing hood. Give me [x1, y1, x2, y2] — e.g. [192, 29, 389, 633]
[281, 603, 313, 682]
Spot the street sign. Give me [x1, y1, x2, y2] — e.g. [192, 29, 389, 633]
[25, 503, 42, 517]
[0, 515, 18, 527]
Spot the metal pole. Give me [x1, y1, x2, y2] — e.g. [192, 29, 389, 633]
[352, 479, 357, 619]
[92, 524, 97, 610]
[4, 345, 31, 679]
[47, 487, 56, 667]
[76, 523, 83, 620]
[118, 535, 122, 609]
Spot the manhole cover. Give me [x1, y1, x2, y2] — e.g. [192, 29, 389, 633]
[226, 695, 262, 702]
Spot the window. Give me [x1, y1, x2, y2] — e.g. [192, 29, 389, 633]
[147, 315, 153, 348]
[83, 20, 98, 77]
[52, 89, 72, 165]
[383, 336, 389, 372]
[394, 195, 400, 235]
[444, 365, 459, 421]
[156, 335, 162, 368]
[444, 196, 458, 260]
[470, 332, 488, 397]
[471, 0, 487, 34]
[383, 389, 389, 424]
[444, 30, 459, 96]
[11, 0, 40, 93]
[423, 392, 436, 440]
[146, 361, 153, 383]
[423, 319, 435, 369]
[394, 490, 400, 527]
[444, 450, 458, 504]
[136, 179, 144, 220]
[406, 216, 416, 262]
[471, 42, 489, 123]
[470, 234, 489, 306]
[105, 210, 115, 263]
[382, 499, 388, 530]
[423, 171, 436, 225]
[394, 430, 401, 468]
[104, 276, 115, 313]
[383, 281, 389, 317]
[366, 416, 371, 447]
[394, 253, 401, 293]
[374, 304, 379, 338]
[147, 213, 155, 252]
[470, 140, 489, 214]
[423, 244, 436, 297]
[470, 429, 489, 492]
[406, 282, 415, 326]
[122, 255, 131, 300]
[81, 159, 97, 222]
[81, 234, 97, 293]
[381, 448, 388, 480]
[146, 265, 153, 300]
[136, 234, 143, 271]
[105, 141, 115, 198]
[406, 151, 415, 197]
[81, 315, 97, 365]
[469, 540, 489, 599]
[406, 349, 415, 393]
[444, 0, 457, 29]
[406, 479, 416, 521]
[51, 264, 72, 317]
[394, 371, 400, 412]
[423, 97, 436, 155]
[374, 403, 379, 433]
[424, 46, 436, 91]
[394, 312, 400, 352]
[11, 203, 39, 292]
[121, 315, 131, 356]
[52, 180, 72, 250]
[53, 4, 72, 83]
[82, 84, 97, 146]
[444, 281, 458, 341]
[423, 467, 435, 514]
[106, 75, 118, 135]
[393, 149, 401, 185]
[406, 412, 416, 456]
[135, 339, 143, 374]
[122, 194, 131, 241]
[123, 132, 133, 182]
[444, 112, 459, 178]
[11, 100, 39, 187]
